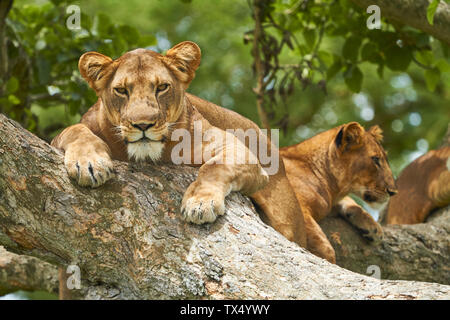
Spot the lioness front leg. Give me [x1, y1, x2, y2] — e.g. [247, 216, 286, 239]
[182, 163, 267, 224]
[335, 196, 383, 242]
[181, 128, 269, 224]
[51, 123, 114, 188]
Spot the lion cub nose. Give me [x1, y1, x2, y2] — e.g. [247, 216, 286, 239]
[132, 122, 155, 131]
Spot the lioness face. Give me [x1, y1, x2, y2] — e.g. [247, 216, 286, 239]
[78, 42, 201, 162]
[335, 122, 397, 207]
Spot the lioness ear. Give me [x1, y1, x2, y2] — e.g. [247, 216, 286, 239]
[335, 122, 365, 151]
[368, 125, 383, 143]
[79, 52, 113, 92]
[163, 41, 201, 88]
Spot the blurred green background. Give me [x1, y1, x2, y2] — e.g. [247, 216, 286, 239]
[2, 0, 448, 176]
[0, 0, 449, 299]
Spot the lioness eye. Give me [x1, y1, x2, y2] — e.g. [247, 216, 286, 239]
[114, 87, 128, 96]
[156, 83, 169, 92]
[372, 156, 380, 166]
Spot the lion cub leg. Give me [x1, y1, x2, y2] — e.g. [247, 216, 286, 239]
[51, 123, 114, 188]
[335, 196, 383, 242]
[181, 129, 269, 224]
[304, 213, 336, 263]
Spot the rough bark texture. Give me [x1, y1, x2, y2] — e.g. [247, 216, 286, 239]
[320, 206, 450, 285]
[0, 245, 58, 295]
[351, 0, 450, 46]
[0, 113, 449, 299]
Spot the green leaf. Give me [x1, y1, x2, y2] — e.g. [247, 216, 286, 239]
[8, 94, 21, 105]
[427, 0, 440, 25]
[303, 28, 316, 50]
[416, 50, 434, 66]
[424, 68, 441, 91]
[342, 36, 362, 63]
[361, 42, 379, 63]
[344, 65, 363, 92]
[384, 45, 412, 71]
[436, 59, 450, 73]
[318, 50, 333, 67]
[6, 77, 19, 94]
[327, 58, 342, 80]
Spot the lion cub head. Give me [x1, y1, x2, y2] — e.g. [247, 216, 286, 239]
[333, 122, 397, 206]
[78, 41, 201, 162]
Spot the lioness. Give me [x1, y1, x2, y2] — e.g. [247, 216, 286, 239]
[280, 122, 397, 263]
[51, 41, 307, 248]
[381, 146, 450, 225]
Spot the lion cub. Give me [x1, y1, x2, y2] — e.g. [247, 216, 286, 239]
[382, 146, 450, 225]
[280, 122, 397, 263]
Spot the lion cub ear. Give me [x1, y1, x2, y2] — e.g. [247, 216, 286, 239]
[368, 125, 383, 143]
[335, 122, 365, 151]
[79, 52, 113, 92]
[163, 41, 201, 88]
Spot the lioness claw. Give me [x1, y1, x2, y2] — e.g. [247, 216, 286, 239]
[64, 150, 114, 188]
[181, 195, 225, 224]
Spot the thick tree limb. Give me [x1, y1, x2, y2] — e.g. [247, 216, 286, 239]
[0, 113, 449, 299]
[351, 0, 450, 46]
[0, 245, 58, 295]
[320, 206, 450, 285]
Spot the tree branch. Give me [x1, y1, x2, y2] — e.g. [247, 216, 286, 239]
[320, 206, 450, 285]
[0, 245, 58, 295]
[251, 0, 272, 131]
[350, 0, 450, 45]
[0, 0, 13, 84]
[0, 113, 449, 299]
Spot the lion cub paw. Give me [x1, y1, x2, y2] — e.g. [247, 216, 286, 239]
[64, 145, 114, 188]
[343, 205, 384, 243]
[181, 181, 226, 224]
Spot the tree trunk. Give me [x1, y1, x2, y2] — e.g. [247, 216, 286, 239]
[350, 0, 450, 46]
[0, 113, 449, 299]
[320, 206, 450, 285]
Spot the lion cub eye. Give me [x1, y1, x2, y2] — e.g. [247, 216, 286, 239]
[156, 83, 169, 93]
[372, 156, 381, 166]
[114, 87, 128, 96]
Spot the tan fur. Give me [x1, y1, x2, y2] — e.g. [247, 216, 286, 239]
[280, 122, 397, 263]
[383, 146, 450, 225]
[52, 41, 306, 244]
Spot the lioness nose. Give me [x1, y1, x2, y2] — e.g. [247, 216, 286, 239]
[132, 122, 155, 131]
[387, 188, 398, 196]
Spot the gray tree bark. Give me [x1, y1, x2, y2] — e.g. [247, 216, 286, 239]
[351, 0, 450, 46]
[320, 206, 450, 285]
[0, 113, 449, 299]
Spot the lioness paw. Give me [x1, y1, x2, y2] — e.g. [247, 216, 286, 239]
[64, 148, 114, 188]
[181, 182, 226, 224]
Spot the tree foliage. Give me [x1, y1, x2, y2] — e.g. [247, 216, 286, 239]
[0, 0, 155, 139]
[247, 0, 449, 130]
[0, 0, 449, 174]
